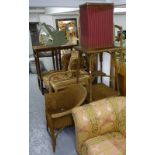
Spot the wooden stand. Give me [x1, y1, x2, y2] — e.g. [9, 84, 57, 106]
[75, 46, 125, 102]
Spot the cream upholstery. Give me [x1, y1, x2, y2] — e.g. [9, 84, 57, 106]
[72, 96, 126, 155]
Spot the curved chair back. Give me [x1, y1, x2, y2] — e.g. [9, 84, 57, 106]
[45, 84, 87, 117]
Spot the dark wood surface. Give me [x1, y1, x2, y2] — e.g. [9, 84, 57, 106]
[74, 46, 124, 54]
[33, 44, 76, 52]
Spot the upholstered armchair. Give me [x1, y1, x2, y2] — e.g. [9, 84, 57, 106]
[72, 96, 126, 155]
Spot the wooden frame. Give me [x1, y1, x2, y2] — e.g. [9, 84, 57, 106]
[55, 18, 79, 45]
[74, 45, 125, 102]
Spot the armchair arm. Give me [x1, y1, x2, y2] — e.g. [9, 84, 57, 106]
[72, 96, 126, 154]
[72, 98, 116, 154]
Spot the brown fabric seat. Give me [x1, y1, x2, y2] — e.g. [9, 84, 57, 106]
[81, 132, 126, 155]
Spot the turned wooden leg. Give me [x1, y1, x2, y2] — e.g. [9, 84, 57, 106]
[47, 114, 56, 152]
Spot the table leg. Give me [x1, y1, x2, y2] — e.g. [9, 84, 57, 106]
[88, 54, 93, 102]
[110, 52, 115, 90]
[76, 51, 80, 84]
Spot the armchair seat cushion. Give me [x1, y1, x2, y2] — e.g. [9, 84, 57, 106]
[42, 70, 89, 91]
[81, 132, 126, 155]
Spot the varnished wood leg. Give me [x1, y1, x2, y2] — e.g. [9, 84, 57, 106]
[45, 113, 48, 131]
[99, 53, 103, 83]
[88, 54, 93, 102]
[41, 79, 44, 95]
[110, 53, 115, 90]
[47, 114, 56, 152]
[76, 52, 80, 84]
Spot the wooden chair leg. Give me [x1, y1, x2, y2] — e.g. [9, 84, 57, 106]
[47, 114, 56, 152]
[41, 80, 45, 95]
[45, 113, 48, 131]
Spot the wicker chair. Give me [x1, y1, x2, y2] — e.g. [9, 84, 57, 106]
[44, 84, 87, 152]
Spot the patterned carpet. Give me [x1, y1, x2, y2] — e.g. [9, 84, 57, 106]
[29, 74, 77, 155]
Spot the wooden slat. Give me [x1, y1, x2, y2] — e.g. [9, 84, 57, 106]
[58, 50, 62, 70]
[51, 51, 56, 71]
[99, 53, 103, 82]
[55, 49, 59, 70]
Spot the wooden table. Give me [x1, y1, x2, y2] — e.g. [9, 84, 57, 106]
[33, 44, 76, 94]
[75, 46, 125, 102]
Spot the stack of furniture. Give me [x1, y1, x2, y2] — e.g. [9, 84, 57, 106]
[72, 96, 126, 155]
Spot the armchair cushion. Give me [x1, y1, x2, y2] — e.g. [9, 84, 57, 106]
[81, 132, 126, 155]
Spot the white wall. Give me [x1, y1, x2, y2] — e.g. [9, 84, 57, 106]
[30, 0, 107, 7]
[30, 0, 125, 7]
[39, 14, 54, 26]
[29, 31, 33, 56]
[114, 13, 126, 30]
[29, 13, 39, 22]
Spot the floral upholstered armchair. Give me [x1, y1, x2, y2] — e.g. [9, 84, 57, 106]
[72, 96, 126, 155]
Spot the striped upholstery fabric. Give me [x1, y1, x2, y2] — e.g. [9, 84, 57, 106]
[72, 96, 126, 155]
[80, 3, 114, 49]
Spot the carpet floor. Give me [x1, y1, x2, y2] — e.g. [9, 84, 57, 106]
[29, 73, 77, 155]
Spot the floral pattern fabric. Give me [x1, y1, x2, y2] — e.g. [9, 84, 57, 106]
[72, 96, 126, 155]
[81, 132, 126, 155]
[42, 70, 89, 92]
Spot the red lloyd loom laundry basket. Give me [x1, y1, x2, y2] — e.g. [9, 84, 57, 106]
[80, 3, 114, 50]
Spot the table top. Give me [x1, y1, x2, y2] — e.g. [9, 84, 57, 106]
[74, 46, 125, 54]
[33, 44, 77, 52]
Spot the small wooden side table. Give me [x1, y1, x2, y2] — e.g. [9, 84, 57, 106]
[75, 46, 124, 102]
